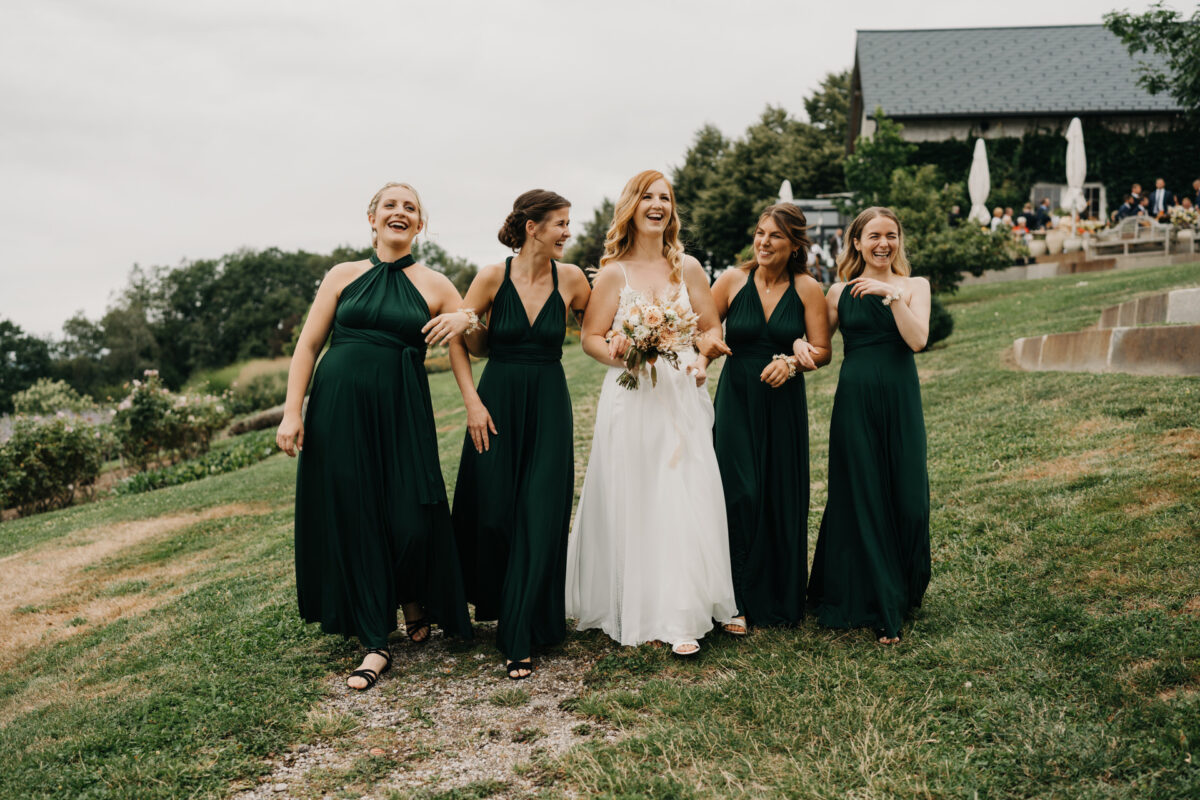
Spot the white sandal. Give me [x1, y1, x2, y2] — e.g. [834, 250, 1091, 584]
[671, 640, 700, 658]
[722, 616, 748, 636]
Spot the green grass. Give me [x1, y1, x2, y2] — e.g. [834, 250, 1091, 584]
[1, 263, 1198, 798]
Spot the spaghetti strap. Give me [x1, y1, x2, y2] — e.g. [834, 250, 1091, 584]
[617, 262, 629, 286]
[550, 259, 559, 290]
[504, 256, 513, 281]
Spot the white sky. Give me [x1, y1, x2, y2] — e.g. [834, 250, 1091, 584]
[0, 0, 1165, 336]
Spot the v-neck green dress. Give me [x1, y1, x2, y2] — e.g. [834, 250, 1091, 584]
[713, 268, 811, 626]
[806, 288, 930, 640]
[294, 252, 471, 650]
[452, 258, 573, 661]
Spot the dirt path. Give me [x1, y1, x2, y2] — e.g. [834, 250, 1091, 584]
[231, 630, 619, 799]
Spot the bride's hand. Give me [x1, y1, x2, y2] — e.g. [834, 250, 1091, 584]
[686, 361, 708, 387]
[608, 331, 630, 360]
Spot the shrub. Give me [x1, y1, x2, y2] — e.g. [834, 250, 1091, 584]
[113, 370, 230, 470]
[0, 415, 104, 516]
[226, 371, 289, 416]
[114, 429, 277, 495]
[925, 297, 955, 350]
[425, 347, 452, 374]
[12, 378, 95, 414]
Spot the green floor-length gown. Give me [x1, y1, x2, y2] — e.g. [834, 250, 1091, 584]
[452, 258, 573, 660]
[807, 288, 930, 639]
[295, 252, 471, 649]
[713, 269, 810, 626]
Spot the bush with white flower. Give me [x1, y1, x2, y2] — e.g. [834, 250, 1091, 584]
[12, 378, 96, 415]
[0, 415, 104, 516]
[113, 370, 230, 470]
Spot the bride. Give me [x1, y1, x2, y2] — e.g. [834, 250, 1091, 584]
[566, 169, 737, 657]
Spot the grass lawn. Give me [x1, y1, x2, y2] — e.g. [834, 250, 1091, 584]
[1, 263, 1197, 799]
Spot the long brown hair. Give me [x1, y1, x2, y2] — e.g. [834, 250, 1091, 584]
[599, 170, 685, 282]
[836, 206, 911, 282]
[738, 204, 812, 277]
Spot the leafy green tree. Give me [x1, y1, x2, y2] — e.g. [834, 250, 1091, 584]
[842, 108, 916, 214]
[413, 241, 478, 295]
[0, 320, 52, 413]
[804, 69, 852, 146]
[844, 117, 1014, 294]
[564, 198, 615, 277]
[1105, 2, 1200, 119]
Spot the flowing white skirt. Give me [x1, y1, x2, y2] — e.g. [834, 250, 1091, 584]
[565, 351, 737, 646]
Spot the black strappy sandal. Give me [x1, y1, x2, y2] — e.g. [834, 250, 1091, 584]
[405, 618, 431, 645]
[347, 647, 391, 691]
[506, 659, 534, 680]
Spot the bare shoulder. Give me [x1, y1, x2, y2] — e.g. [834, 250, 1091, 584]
[324, 259, 372, 292]
[827, 281, 847, 302]
[793, 272, 822, 295]
[712, 267, 748, 293]
[592, 263, 625, 291]
[904, 275, 931, 296]
[476, 262, 506, 286]
[556, 262, 589, 287]
[680, 254, 706, 280]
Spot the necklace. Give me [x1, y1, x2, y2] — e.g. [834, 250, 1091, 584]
[760, 273, 788, 295]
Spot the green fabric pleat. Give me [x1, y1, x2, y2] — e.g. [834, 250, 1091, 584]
[452, 258, 573, 661]
[807, 288, 931, 639]
[713, 269, 810, 626]
[294, 253, 471, 649]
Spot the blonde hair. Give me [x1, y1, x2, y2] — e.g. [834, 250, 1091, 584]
[367, 182, 427, 246]
[599, 170, 685, 282]
[835, 206, 911, 283]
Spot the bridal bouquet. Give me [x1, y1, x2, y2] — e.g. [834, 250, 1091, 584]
[615, 295, 701, 390]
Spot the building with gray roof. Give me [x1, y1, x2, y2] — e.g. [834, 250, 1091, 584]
[849, 25, 1185, 150]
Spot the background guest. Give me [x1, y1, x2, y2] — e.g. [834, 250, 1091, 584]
[1149, 178, 1175, 221]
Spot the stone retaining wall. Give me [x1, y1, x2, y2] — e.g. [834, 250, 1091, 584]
[1097, 287, 1200, 328]
[1013, 325, 1200, 376]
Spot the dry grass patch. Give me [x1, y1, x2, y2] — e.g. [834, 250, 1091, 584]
[1122, 487, 1180, 518]
[0, 503, 271, 664]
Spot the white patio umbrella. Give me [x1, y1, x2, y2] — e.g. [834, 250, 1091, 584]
[778, 179, 794, 204]
[967, 138, 991, 226]
[1061, 117, 1088, 219]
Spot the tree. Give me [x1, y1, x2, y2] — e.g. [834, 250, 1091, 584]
[804, 69, 852, 146]
[1105, 2, 1200, 119]
[413, 241, 477, 295]
[844, 114, 1014, 294]
[0, 319, 53, 414]
[842, 108, 916, 214]
[564, 198, 614, 277]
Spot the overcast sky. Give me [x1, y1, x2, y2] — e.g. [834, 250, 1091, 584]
[0, 0, 1165, 337]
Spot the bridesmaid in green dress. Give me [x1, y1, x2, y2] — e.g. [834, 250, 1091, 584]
[705, 204, 831, 634]
[452, 190, 591, 680]
[806, 206, 932, 644]
[277, 182, 482, 690]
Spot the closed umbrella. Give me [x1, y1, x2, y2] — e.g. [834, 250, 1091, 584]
[1062, 117, 1087, 220]
[967, 138, 991, 226]
[778, 179, 794, 204]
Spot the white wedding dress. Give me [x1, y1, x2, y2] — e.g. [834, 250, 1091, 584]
[565, 267, 737, 647]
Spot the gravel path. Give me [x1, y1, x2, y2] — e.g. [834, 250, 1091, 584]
[231, 626, 619, 799]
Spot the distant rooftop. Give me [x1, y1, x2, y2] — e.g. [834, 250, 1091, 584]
[855, 25, 1183, 118]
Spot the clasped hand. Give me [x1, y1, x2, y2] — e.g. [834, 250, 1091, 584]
[847, 276, 898, 300]
[422, 310, 472, 345]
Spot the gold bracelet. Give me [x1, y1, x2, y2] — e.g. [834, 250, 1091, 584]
[459, 307, 483, 334]
[772, 353, 797, 380]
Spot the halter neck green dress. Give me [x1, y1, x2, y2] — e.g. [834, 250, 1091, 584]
[294, 252, 471, 650]
[713, 268, 811, 626]
[807, 288, 930, 640]
[452, 258, 573, 661]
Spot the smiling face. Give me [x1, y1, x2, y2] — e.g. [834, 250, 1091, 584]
[854, 215, 900, 272]
[753, 215, 792, 272]
[633, 179, 672, 237]
[531, 206, 571, 258]
[369, 185, 423, 250]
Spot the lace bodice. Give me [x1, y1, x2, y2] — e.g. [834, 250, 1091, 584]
[611, 265, 694, 354]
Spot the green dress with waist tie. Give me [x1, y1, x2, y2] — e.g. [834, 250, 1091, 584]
[294, 252, 471, 649]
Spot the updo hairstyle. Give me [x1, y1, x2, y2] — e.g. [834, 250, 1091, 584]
[498, 189, 571, 251]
